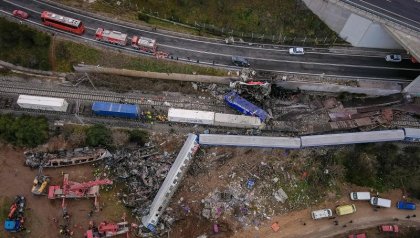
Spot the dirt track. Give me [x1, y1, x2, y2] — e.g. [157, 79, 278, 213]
[233, 189, 419, 238]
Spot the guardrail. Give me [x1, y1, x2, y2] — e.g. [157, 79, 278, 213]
[336, 0, 420, 37]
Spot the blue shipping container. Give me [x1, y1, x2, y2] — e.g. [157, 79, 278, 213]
[92, 102, 139, 119]
[224, 91, 269, 122]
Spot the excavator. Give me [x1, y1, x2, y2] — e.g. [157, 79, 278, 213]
[31, 167, 50, 195]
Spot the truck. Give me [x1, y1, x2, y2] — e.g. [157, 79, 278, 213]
[4, 196, 26, 233]
[92, 101, 140, 119]
[95, 28, 127, 46]
[131, 35, 157, 53]
[224, 91, 270, 122]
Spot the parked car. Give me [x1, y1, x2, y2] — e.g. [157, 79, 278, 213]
[231, 56, 250, 67]
[385, 54, 402, 62]
[12, 10, 29, 19]
[335, 204, 356, 216]
[350, 192, 371, 201]
[311, 209, 333, 220]
[348, 233, 367, 238]
[379, 224, 399, 233]
[396, 201, 416, 210]
[289, 47, 305, 55]
[370, 197, 391, 208]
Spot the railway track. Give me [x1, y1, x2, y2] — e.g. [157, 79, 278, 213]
[1, 79, 419, 134]
[0, 79, 230, 113]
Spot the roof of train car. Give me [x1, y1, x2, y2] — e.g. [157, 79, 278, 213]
[301, 130, 405, 147]
[17, 95, 67, 107]
[199, 134, 301, 149]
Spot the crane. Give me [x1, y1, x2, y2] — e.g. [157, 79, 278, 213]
[48, 173, 113, 209]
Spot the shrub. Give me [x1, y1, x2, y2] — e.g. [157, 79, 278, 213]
[129, 129, 149, 146]
[86, 124, 112, 147]
[137, 12, 150, 23]
[0, 114, 49, 147]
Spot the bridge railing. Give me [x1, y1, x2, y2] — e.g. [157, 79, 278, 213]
[335, 0, 420, 37]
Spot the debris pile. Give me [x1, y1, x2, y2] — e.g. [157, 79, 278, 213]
[24, 147, 111, 168]
[105, 146, 175, 221]
[201, 179, 287, 229]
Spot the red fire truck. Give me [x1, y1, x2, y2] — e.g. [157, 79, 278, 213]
[41, 11, 84, 35]
[131, 35, 157, 53]
[95, 28, 128, 46]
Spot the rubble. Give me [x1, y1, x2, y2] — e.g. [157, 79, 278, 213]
[104, 146, 175, 222]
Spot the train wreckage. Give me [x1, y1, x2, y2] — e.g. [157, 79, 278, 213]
[24, 147, 112, 168]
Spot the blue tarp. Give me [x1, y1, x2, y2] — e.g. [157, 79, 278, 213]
[224, 91, 269, 122]
[92, 102, 139, 119]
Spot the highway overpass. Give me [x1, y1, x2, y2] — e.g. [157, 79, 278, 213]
[304, 0, 420, 62]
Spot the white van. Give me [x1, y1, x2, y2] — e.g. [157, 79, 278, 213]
[311, 209, 333, 220]
[350, 192, 371, 201]
[370, 197, 391, 208]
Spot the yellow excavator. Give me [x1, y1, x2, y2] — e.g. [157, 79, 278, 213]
[31, 167, 50, 195]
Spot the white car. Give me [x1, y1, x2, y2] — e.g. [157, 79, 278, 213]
[385, 54, 402, 62]
[311, 209, 333, 220]
[289, 47, 305, 55]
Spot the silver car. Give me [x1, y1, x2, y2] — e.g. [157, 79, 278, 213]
[289, 47, 305, 55]
[385, 54, 402, 62]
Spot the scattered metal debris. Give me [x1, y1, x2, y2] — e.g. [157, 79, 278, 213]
[104, 146, 174, 222]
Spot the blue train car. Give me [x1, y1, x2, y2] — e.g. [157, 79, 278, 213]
[92, 101, 140, 119]
[224, 91, 269, 122]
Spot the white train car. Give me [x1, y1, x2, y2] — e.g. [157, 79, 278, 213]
[142, 134, 199, 230]
[168, 108, 263, 129]
[301, 130, 405, 147]
[214, 113, 263, 129]
[199, 134, 301, 149]
[403, 128, 420, 142]
[17, 95, 69, 112]
[168, 108, 215, 125]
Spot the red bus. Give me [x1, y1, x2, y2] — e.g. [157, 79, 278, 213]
[41, 11, 84, 35]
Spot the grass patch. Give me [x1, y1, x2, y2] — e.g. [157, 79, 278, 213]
[100, 184, 129, 220]
[55, 41, 102, 72]
[0, 18, 50, 70]
[58, 0, 339, 39]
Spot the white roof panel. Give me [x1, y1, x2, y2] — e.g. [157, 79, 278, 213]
[404, 128, 420, 139]
[168, 108, 215, 125]
[17, 95, 66, 107]
[199, 134, 301, 149]
[137, 37, 156, 48]
[301, 130, 405, 147]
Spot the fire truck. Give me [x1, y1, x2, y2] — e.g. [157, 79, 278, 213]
[131, 35, 157, 53]
[95, 28, 128, 46]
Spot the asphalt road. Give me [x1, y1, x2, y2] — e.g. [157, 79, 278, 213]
[343, 0, 420, 31]
[1, 0, 420, 80]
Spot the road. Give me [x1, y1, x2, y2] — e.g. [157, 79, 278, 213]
[1, 0, 420, 80]
[233, 189, 419, 238]
[343, 0, 420, 32]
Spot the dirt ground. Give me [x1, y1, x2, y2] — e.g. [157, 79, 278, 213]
[164, 145, 419, 238]
[0, 140, 418, 238]
[0, 144, 131, 238]
[232, 188, 419, 238]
